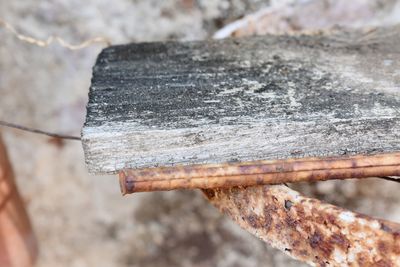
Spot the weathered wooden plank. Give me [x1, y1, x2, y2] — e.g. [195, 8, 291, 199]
[82, 28, 400, 174]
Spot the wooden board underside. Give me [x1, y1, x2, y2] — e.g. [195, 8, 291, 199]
[83, 29, 400, 174]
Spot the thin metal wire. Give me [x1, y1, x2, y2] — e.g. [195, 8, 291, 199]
[0, 18, 111, 49]
[0, 19, 106, 141]
[0, 120, 81, 141]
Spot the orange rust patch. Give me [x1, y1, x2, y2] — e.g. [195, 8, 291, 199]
[205, 185, 400, 266]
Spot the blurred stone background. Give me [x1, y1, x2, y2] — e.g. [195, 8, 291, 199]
[0, 1, 399, 266]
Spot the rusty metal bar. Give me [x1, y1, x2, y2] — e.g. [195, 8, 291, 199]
[119, 153, 400, 194]
[204, 185, 400, 266]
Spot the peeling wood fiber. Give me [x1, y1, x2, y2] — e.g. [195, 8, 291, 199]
[83, 28, 400, 174]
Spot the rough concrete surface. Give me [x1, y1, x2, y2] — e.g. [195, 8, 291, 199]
[0, 1, 399, 266]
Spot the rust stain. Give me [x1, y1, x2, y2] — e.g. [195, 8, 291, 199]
[47, 137, 65, 148]
[204, 185, 400, 267]
[119, 172, 136, 195]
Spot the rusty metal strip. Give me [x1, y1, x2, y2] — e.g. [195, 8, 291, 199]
[119, 153, 400, 194]
[204, 185, 400, 266]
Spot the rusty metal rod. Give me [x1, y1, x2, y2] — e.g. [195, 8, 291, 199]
[119, 153, 400, 194]
[205, 185, 400, 266]
[122, 153, 400, 181]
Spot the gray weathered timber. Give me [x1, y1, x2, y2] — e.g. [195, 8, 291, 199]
[83, 28, 400, 174]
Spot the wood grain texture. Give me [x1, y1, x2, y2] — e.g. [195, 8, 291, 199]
[83, 28, 400, 174]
